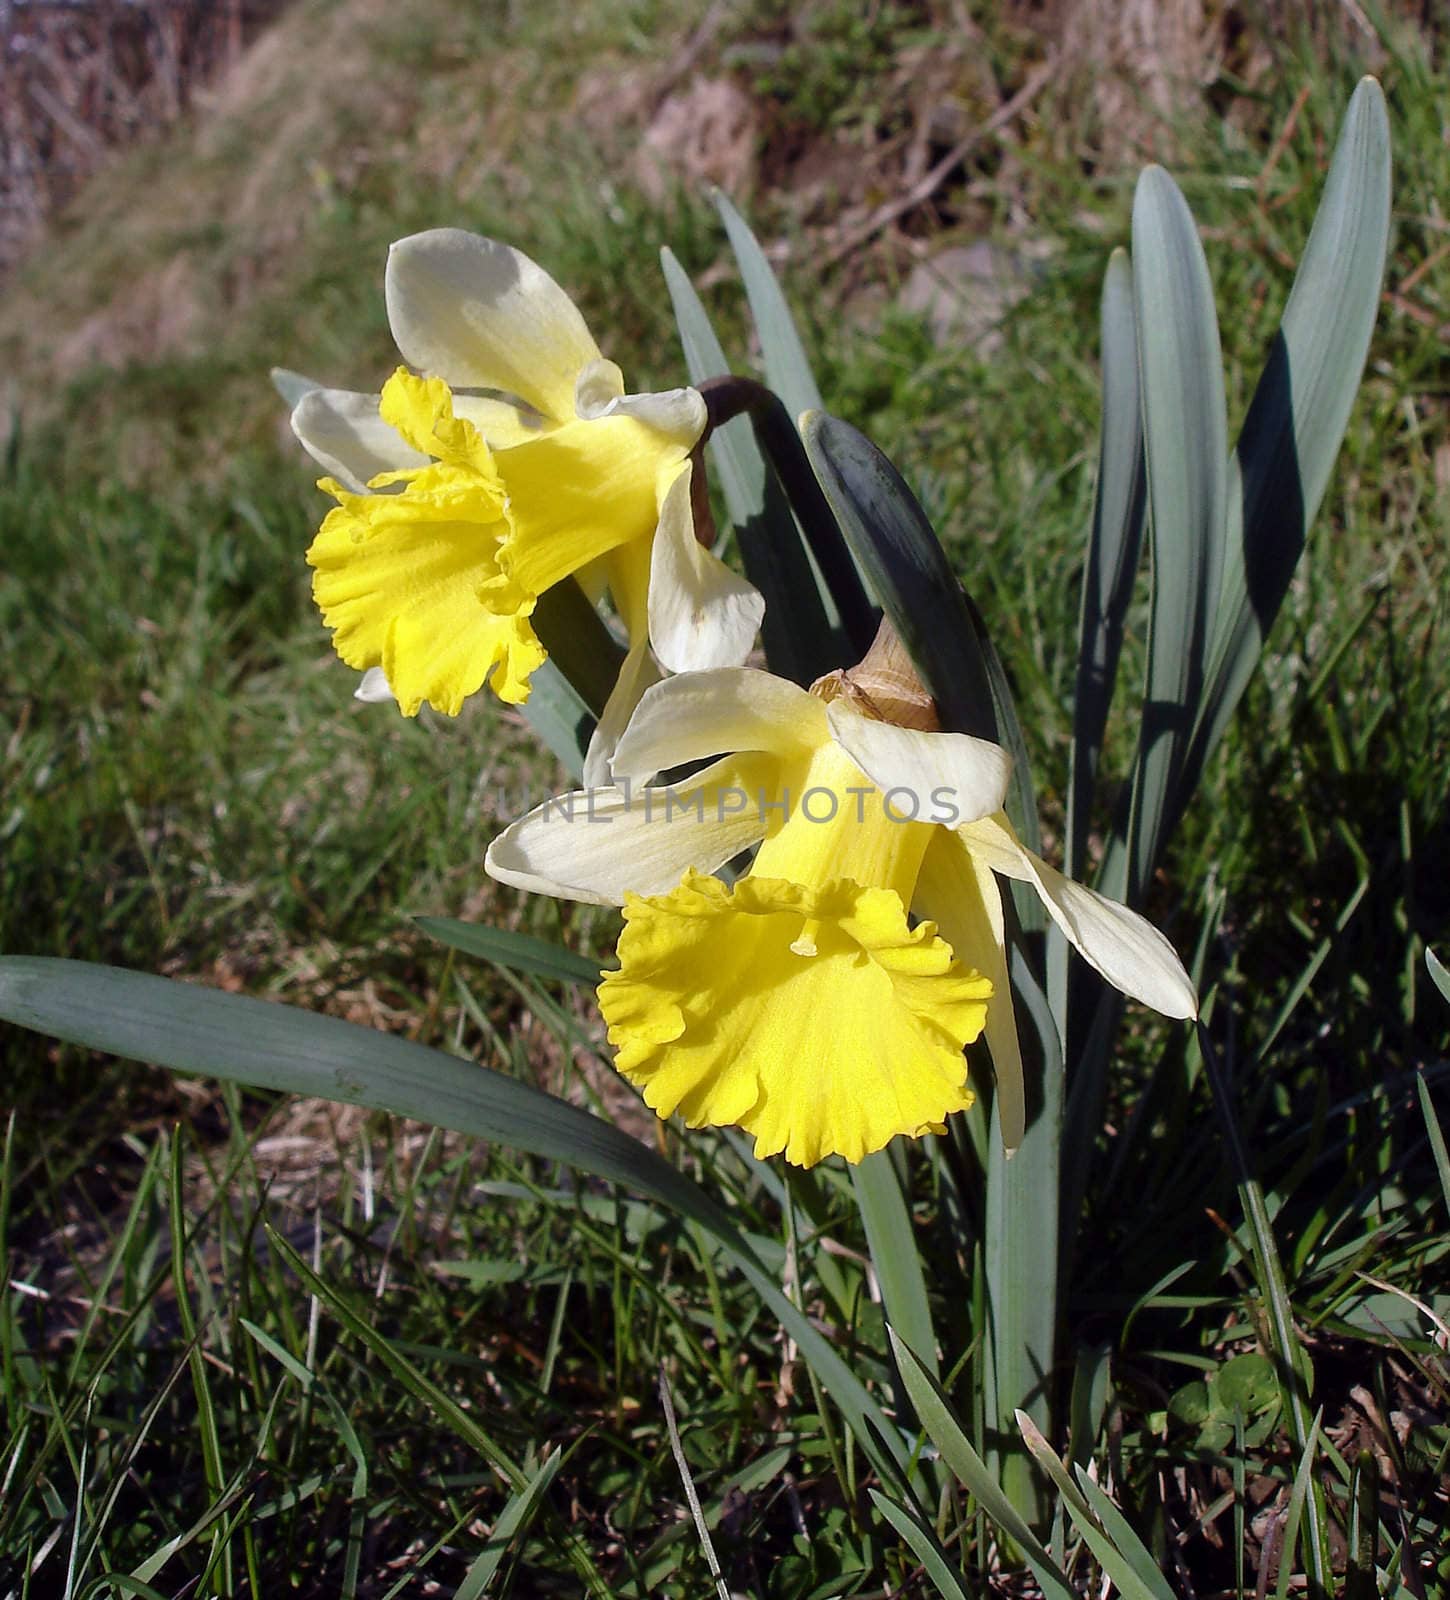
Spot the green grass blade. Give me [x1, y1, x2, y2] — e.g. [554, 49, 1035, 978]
[451, 1447, 564, 1600]
[1117, 164, 1228, 905]
[166, 1137, 229, 1591]
[867, 1489, 973, 1600]
[1273, 1411, 1324, 1600]
[887, 1331, 1074, 1599]
[1426, 948, 1450, 1007]
[800, 412, 995, 741]
[1188, 79, 1391, 792]
[1416, 1072, 1450, 1216]
[1068, 247, 1146, 885]
[660, 245, 837, 684]
[1015, 1411, 1171, 1600]
[1200, 1022, 1330, 1590]
[712, 192, 823, 422]
[852, 1153, 937, 1379]
[0, 957, 909, 1490]
[1073, 1465, 1177, 1600]
[413, 917, 603, 986]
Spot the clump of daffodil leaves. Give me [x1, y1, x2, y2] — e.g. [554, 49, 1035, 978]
[288, 229, 1197, 1169]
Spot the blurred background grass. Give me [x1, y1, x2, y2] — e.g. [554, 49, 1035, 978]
[1, 0, 1447, 1591]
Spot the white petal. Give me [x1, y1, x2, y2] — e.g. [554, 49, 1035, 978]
[291, 388, 425, 491]
[611, 668, 826, 783]
[484, 755, 771, 906]
[916, 832, 1025, 1153]
[354, 667, 395, 704]
[581, 639, 661, 789]
[826, 701, 1012, 827]
[385, 229, 600, 422]
[960, 813, 1199, 1019]
[647, 464, 765, 675]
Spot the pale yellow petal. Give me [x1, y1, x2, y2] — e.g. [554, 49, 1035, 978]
[610, 668, 828, 783]
[959, 813, 1198, 1019]
[647, 463, 765, 674]
[385, 229, 600, 421]
[484, 753, 779, 906]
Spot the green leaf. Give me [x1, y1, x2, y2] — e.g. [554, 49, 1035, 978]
[1426, 948, 1450, 1007]
[714, 193, 877, 622]
[1415, 1070, 1450, 1217]
[1187, 79, 1391, 795]
[887, 1330, 1075, 1600]
[867, 1490, 973, 1600]
[1119, 163, 1229, 905]
[1015, 1411, 1173, 1600]
[1273, 1411, 1324, 1600]
[713, 192, 824, 423]
[1200, 1022, 1330, 1589]
[1216, 1352, 1279, 1414]
[0, 957, 911, 1493]
[414, 917, 603, 986]
[519, 577, 631, 779]
[852, 1152, 937, 1380]
[660, 246, 836, 684]
[1068, 246, 1146, 885]
[800, 412, 995, 743]
[453, 1449, 563, 1599]
[983, 950, 1062, 1523]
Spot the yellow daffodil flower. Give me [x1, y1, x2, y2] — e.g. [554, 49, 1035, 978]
[287, 229, 763, 778]
[485, 667, 1198, 1166]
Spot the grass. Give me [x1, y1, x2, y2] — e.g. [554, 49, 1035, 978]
[1, 0, 1448, 1593]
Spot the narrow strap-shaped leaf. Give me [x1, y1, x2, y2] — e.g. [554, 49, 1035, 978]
[530, 576, 624, 721]
[660, 247, 835, 684]
[852, 1152, 937, 1379]
[1073, 1463, 1179, 1600]
[714, 193, 878, 611]
[449, 1447, 563, 1600]
[867, 1490, 974, 1600]
[1068, 248, 1146, 884]
[1185, 77, 1391, 797]
[983, 948, 1062, 1524]
[713, 191, 824, 423]
[414, 917, 603, 986]
[887, 1330, 1075, 1600]
[512, 660, 593, 782]
[1117, 165, 1228, 905]
[800, 412, 995, 742]
[1427, 948, 1450, 1007]
[1015, 1412, 1173, 1600]
[0, 957, 910, 1493]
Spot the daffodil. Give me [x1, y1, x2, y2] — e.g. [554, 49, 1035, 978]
[485, 665, 1198, 1166]
[288, 229, 763, 777]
